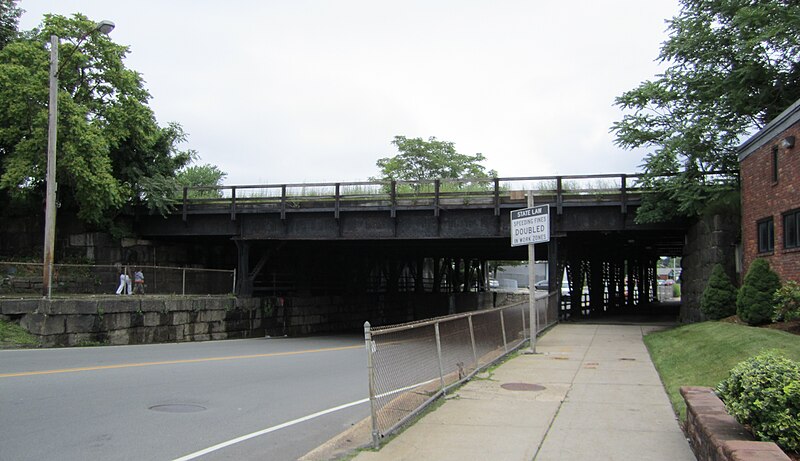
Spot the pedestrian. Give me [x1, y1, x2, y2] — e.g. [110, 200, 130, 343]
[115, 270, 126, 295]
[134, 269, 145, 295]
[125, 272, 132, 295]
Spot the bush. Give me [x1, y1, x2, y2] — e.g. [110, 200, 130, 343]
[717, 350, 800, 452]
[700, 264, 737, 320]
[737, 259, 781, 325]
[774, 281, 800, 322]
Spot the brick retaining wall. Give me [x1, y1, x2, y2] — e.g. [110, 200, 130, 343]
[680, 386, 790, 461]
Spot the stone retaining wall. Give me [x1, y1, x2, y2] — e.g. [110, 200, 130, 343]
[2, 291, 505, 346]
[0, 296, 266, 347]
[681, 386, 790, 461]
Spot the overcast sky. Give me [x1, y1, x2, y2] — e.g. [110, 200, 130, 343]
[19, 1, 681, 186]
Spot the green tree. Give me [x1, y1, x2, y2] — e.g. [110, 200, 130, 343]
[177, 164, 227, 198]
[612, 0, 800, 223]
[700, 263, 737, 320]
[0, 0, 21, 50]
[0, 14, 193, 226]
[375, 136, 495, 182]
[737, 258, 781, 326]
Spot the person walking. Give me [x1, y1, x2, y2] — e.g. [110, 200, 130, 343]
[115, 270, 127, 295]
[133, 269, 145, 295]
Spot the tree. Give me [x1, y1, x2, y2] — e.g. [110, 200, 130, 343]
[0, 14, 193, 226]
[0, 0, 21, 50]
[374, 136, 495, 182]
[700, 263, 737, 320]
[736, 258, 781, 326]
[612, 0, 800, 223]
[177, 164, 227, 198]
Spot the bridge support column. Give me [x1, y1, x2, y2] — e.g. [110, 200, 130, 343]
[235, 240, 253, 297]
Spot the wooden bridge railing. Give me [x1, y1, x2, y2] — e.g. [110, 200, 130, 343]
[178, 172, 737, 222]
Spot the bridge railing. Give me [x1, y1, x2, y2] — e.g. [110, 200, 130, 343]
[363, 291, 557, 447]
[177, 171, 737, 220]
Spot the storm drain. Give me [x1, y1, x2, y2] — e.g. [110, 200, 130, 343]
[149, 404, 207, 413]
[501, 383, 546, 392]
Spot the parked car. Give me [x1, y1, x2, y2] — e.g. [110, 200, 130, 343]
[489, 279, 500, 289]
[534, 280, 549, 290]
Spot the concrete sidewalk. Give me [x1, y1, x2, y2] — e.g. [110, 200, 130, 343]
[351, 323, 696, 461]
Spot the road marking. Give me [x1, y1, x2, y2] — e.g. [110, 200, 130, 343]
[0, 345, 362, 378]
[172, 378, 439, 461]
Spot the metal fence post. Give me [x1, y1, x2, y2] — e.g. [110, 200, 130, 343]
[434, 322, 446, 394]
[542, 294, 548, 330]
[518, 303, 525, 342]
[499, 309, 508, 353]
[364, 322, 380, 448]
[468, 315, 478, 367]
[182, 268, 186, 295]
[232, 268, 237, 295]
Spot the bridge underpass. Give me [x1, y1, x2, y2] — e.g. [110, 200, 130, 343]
[134, 175, 689, 332]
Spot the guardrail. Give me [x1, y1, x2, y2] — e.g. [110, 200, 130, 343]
[177, 172, 737, 221]
[0, 262, 235, 296]
[363, 291, 557, 447]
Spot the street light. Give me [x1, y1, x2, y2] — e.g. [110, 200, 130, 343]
[43, 20, 115, 298]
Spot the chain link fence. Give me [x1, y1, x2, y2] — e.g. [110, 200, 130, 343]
[364, 291, 557, 447]
[0, 262, 235, 296]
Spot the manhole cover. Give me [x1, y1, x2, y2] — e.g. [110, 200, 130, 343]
[501, 383, 546, 392]
[149, 404, 206, 413]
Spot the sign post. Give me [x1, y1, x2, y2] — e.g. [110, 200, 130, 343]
[510, 198, 550, 353]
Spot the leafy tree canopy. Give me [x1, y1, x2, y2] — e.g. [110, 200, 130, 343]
[0, 13, 195, 226]
[0, 0, 21, 49]
[177, 164, 227, 198]
[612, 0, 800, 223]
[374, 136, 495, 182]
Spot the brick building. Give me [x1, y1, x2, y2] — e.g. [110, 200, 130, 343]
[738, 98, 800, 282]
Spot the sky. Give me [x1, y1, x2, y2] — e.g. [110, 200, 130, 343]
[19, 0, 682, 186]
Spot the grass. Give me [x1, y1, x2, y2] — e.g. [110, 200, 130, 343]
[0, 318, 40, 348]
[645, 321, 800, 420]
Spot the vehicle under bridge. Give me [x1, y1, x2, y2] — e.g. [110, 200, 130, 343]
[133, 174, 701, 333]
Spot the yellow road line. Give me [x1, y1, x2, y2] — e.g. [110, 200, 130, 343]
[0, 344, 362, 378]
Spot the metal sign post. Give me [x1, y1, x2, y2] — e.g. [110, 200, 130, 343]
[510, 197, 550, 354]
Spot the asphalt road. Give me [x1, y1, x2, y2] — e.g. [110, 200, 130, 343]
[0, 336, 369, 461]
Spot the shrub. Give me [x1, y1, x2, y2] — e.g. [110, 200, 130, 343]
[717, 350, 800, 452]
[774, 281, 800, 322]
[700, 264, 737, 320]
[737, 259, 781, 325]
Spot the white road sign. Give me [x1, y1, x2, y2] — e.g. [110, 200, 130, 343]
[510, 204, 550, 247]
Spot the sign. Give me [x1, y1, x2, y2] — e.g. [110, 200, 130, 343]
[510, 204, 550, 247]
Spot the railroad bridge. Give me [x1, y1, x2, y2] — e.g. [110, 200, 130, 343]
[134, 174, 693, 330]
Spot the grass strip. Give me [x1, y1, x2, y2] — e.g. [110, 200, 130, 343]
[645, 321, 800, 420]
[0, 319, 40, 348]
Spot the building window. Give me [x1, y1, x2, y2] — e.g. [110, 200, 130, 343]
[772, 146, 779, 183]
[757, 218, 774, 253]
[785, 209, 800, 249]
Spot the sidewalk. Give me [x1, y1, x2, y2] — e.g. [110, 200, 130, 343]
[351, 323, 696, 461]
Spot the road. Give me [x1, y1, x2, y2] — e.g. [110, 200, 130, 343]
[0, 336, 369, 461]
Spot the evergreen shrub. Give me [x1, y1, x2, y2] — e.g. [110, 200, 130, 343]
[736, 259, 780, 325]
[717, 350, 800, 452]
[773, 281, 800, 322]
[700, 264, 737, 320]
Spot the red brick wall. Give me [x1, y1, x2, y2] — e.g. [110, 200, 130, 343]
[740, 122, 800, 282]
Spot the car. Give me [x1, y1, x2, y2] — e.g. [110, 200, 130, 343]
[534, 280, 549, 290]
[489, 279, 500, 289]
